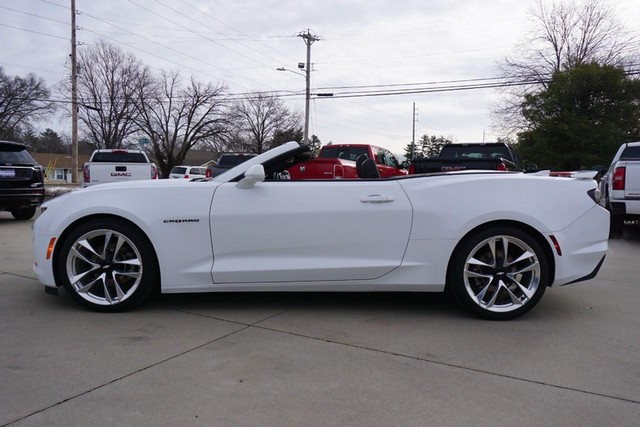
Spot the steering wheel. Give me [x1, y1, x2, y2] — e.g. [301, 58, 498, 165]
[273, 170, 291, 180]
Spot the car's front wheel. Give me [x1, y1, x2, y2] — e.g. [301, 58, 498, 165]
[448, 226, 550, 320]
[55, 218, 158, 312]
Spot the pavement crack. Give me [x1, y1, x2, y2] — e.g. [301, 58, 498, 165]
[1, 324, 251, 427]
[251, 324, 640, 406]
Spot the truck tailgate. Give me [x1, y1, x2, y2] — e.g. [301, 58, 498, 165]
[88, 163, 152, 185]
[625, 162, 640, 198]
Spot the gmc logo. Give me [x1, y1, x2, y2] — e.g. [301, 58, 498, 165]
[111, 172, 132, 177]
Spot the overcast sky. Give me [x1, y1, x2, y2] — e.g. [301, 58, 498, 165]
[1, 0, 639, 154]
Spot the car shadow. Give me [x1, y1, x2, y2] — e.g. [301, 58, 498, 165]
[609, 220, 640, 241]
[151, 291, 468, 320]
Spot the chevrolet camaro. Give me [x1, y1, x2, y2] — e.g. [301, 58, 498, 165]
[32, 142, 609, 320]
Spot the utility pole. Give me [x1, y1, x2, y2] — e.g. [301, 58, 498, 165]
[70, 0, 78, 183]
[297, 29, 321, 145]
[411, 102, 416, 160]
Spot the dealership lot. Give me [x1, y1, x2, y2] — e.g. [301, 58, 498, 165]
[1, 212, 639, 426]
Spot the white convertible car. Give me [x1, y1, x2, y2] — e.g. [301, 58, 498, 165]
[33, 142, 609, 320]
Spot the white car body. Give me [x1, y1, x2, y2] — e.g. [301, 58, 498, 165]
[33, 142, 609, 319]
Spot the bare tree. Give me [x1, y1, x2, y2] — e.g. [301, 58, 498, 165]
[232, 93, 302, 154]
[0, 67, 55, 140]
[503, 0, 635, 81]
[134, 71, 229, 177]
[495, 0, 638, 135]
[76, 41, 151, 149]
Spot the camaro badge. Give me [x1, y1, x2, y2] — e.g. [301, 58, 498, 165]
[163, 219, 200, 224]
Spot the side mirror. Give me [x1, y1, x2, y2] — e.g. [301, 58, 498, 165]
[524, 163, 538, 173]
[236, 164, 265, 189]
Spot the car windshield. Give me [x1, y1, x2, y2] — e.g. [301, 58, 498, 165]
[318, 147, 368, 161]
[621, 146, 640, 159]
[0, 145, 37, 166]
[439, 145, 510, 159]
[218, 154, 255, 167]
[171, 166, 187, 174]
[92, 152, 148, 163]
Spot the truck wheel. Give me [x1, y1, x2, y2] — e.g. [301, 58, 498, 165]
[610, 213, 624, 237]
[56, 219, 158, 312]
[11, 207, 36, 220]
[448, 226, 549, 320]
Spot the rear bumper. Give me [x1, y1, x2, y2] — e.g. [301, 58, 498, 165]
[610, 200, 640, 219]
[551, 205, 610, 287]
[0, 188, 45, 210]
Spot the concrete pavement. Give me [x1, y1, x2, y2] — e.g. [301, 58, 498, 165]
[1, 212, 639, 426]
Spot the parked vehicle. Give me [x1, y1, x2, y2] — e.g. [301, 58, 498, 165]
[169, 166, 206, 180]
[0, 140, 45, 219]
[82, 149, 158, 187]
[287, 143, 407, 179]
[599, 141, 640, 231]
[206, 153, 257, 178]
[33, 141, 609, 320]
[409, 142, 532, 174]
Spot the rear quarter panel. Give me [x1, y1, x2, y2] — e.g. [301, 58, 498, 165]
[396, 172, 607, 286]
[399, 173, 598, 239]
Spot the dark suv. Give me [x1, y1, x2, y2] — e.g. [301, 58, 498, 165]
[205, 153, 257, 178]
[0, 141, 45, 220]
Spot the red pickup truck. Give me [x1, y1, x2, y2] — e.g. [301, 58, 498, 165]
[287, 143, 407, 179]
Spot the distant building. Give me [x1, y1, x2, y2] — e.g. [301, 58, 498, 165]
[31, 153, 90, 184]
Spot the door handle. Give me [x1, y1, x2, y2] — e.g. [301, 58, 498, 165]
[360, 194, 394, 203]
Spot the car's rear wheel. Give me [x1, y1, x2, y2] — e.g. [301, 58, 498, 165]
[448, 226, 550, 320]
[11, 207, 36, 220]
[56, 218, 158, 312]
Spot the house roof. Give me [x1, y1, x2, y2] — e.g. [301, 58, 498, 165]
[182, 150, 218, 166]
[31, 153, 91, 169]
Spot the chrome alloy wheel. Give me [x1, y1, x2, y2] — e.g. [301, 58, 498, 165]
[65, 229, 143, 306]
[463, 235, 541, 313]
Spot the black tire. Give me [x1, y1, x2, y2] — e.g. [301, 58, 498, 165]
[55, 218, 159, 312]
[448, 226, 550, 320]
[11, 207, 36, 220]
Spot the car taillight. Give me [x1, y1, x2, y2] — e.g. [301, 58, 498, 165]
[334, 164, 344, 179]
[151, 165, 158, 179]
[184, 175, 189, 179]
[205, 169, 211, 178]
[408, 164, 415, 174]
[83, 164, 90, 182]
[612, 166, 625, 190]
[496, 163, 507, 171]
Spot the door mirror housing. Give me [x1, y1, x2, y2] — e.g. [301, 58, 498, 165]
[236, 164, 265, 189]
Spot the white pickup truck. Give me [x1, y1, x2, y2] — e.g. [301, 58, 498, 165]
[599, 141, 640, 231]
[82, 149, 158, 187]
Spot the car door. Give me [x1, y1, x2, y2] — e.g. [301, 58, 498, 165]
[375, 148, 405, 177]
[210, 179, 412, 284]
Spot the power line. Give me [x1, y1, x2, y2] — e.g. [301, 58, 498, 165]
[13, 67, 640, 106]
[0, 22, 68, 41]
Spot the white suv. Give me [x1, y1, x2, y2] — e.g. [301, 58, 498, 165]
[168, 166, 206, 179]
